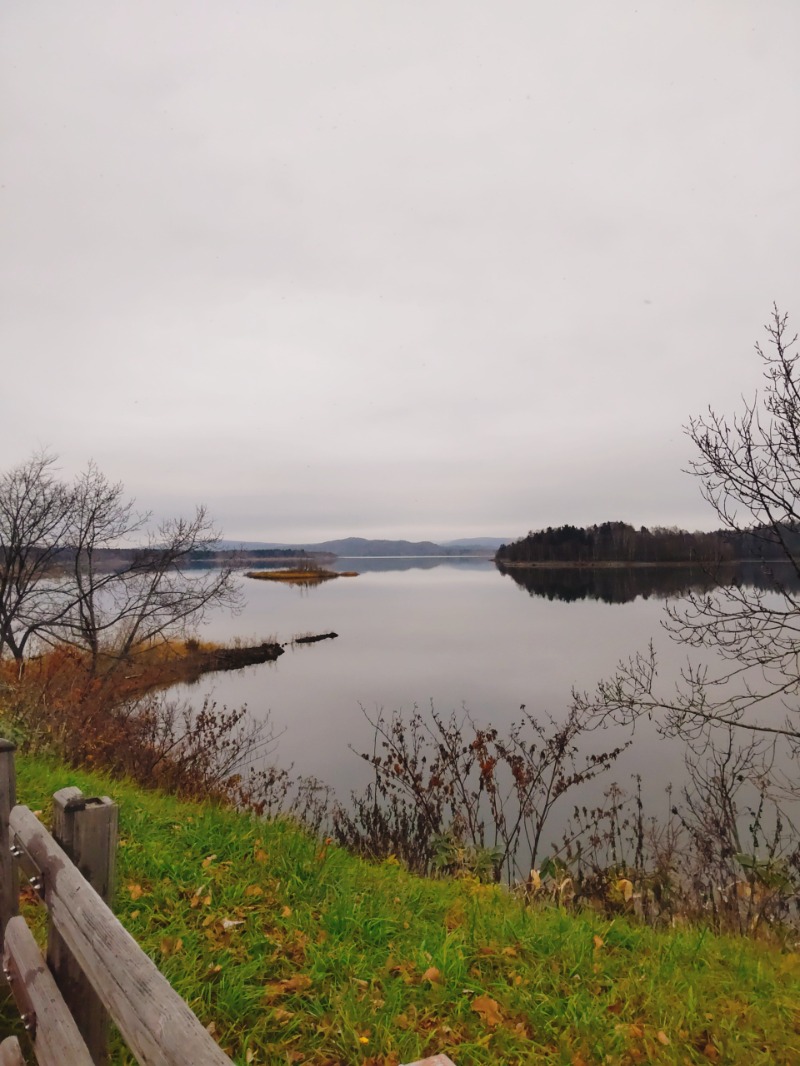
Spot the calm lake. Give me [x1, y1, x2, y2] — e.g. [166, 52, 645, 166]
[171, 559, 732, 825]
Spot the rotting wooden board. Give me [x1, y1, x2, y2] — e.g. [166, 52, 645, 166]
[9, 805, 234, 1066]
[3, 916, 93, 1066]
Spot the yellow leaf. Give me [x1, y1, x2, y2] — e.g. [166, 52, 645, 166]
[593, 935, 604, 951]
[202, 854, 217, 869]
[263, 974, 312, 1001]
[254, 848, 268, 864]
[127, 883, 144, 901]
[616, 878, 634, 902]
[130, 909, 140, 919]
[471, 994, 503, 1027]
[159, 937, 183, 956]
[657, 1031, 670, 1045]
[245, 884, 263, 897]
[190, 884, 207, 908]
[282, 905, 293, 917]
[422, 966, 443, 984]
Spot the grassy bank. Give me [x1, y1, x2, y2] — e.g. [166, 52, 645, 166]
[2, 751, 799, 1065]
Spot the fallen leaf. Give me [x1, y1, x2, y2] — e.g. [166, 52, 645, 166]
[221, 918, 245, 930]
[387, 960, 417, 984]
[593, 935, 604, 951]
[704, 1045, 719, 1062]
[422, 966, 443, 984]
[472, 994, 503, 1027]
[202, 854, 217, 869]
[263, 974, 313, 1001]
[657, 1031, 670, 1045]
[254, 848, 269, 864]
[245, 1049, 255, 1063]
[159, 936, 183, 956]
[130, 909, 140, 919]
[617, 878, 634, 902]
[245, 884, 263, 897]
[127, 883, 144, 901]
[282, 905, 293, 918]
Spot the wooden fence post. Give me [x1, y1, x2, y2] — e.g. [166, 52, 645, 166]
[47, 787, 118, 1066]
[0, 739, 18, 952]
[0, 1036, 26, 1066]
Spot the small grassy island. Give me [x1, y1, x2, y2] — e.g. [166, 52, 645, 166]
[245, 568, 358, 586]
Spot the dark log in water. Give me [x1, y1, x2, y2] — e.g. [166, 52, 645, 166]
[201, 642, 285, 670]
[293, 632, 338, 644]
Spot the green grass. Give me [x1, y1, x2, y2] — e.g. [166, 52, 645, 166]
[3, 751, 800, 1065]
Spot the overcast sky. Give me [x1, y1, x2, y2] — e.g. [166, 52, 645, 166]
[2, 2, 799, 542]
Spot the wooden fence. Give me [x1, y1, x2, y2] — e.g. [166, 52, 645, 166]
[0, 739, 454, 1066]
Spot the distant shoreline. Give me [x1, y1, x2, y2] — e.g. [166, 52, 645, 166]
[494, 558, 778, 570]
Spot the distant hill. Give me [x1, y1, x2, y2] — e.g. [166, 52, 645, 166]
[301, 537, 450, 556]
[440, 537, 510, 550]
[218, 537, 497, 556]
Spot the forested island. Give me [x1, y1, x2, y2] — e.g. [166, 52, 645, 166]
[495, 520, 800, 565]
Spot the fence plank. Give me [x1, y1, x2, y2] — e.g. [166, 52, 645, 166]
[48, 788, 118, 1066]
[0, 740, 18, 949]
[401, 1058, 457, 1066]
[3, 916, 94, 1066]
[0, 1036, 26, 1066]
[9, 805, 233, 1066]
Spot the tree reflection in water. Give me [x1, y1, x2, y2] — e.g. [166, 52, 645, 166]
[495, 560, 800, 604]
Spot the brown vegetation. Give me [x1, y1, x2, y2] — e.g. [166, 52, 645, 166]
[0, 640, 289, 805]
[245, 568, 357, 586]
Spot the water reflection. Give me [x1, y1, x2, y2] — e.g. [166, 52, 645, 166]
[495, 560, 800, 604]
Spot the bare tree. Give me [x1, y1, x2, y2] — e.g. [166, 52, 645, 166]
[85, 506, 242, 666]
[0, 454, 241, 669]
[0, 452, 72, 661]
[576, 307, 800, 748]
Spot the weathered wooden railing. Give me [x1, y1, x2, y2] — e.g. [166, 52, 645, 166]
[0, 739, 233, 1065]
[0, 740, 455, 1066]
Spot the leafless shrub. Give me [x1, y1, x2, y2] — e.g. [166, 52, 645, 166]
[333, 702, 627, 882]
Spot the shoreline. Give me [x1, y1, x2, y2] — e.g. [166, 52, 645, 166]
[494, 558, 776, 570]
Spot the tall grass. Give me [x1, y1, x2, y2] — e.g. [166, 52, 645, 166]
[3, 751, 799, 1065]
